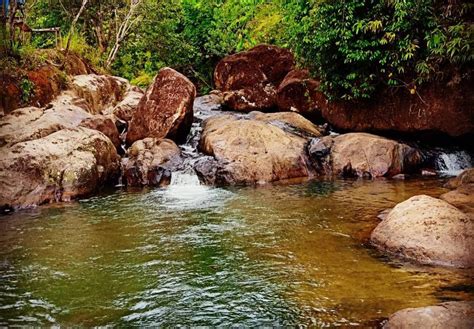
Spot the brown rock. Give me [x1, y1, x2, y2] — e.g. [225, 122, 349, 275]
[0, 127, 120, 210]
[214, 45, 294, 112]
[27, 66, 65, 108]
[445, 168, 474, 189]
[384, 301, 474, 329]
[214, 44, 295, 91]
[222, 84, 276, 112]
[80, 115, 121, 148]
[276, 69, 321, 119]
[124, 138, 182, 187]
[440, 184, 474, 215]
[111, 89, 144, 122]
[126, 68, 196, 145]
[70, 74, 128, 114]
[198, 112, 321, 185]
[0, 105, 92, 147]
[370, 195, 474, 268]
[315, 81, 474, 137]
[329, 133, 421, 178]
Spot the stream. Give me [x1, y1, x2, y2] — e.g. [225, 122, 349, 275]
[0, 97, 472, 326]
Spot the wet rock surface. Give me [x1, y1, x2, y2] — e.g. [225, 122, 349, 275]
[124, 138, 182, 187]
[0, 127, 120, 211]
[308, 133, 422, 178]
[384, 301, 474, 329]
[371, 195, 474, 268]
[198, 111, 322, 185]
[126, 67, 196, 145]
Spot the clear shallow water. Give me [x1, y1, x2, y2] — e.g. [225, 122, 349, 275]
[0, 178, 472, 326]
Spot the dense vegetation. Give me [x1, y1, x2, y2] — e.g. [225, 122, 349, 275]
[2, 0, 472, 99]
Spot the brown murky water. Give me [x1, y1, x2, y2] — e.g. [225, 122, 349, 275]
[0, 178, 472, 326]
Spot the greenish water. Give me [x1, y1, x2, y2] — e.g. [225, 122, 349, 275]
[0, 178, 472, 326]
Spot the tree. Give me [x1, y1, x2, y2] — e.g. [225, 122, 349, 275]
[105, 0, 142, 68]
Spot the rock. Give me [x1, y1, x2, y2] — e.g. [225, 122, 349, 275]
[445, 168, 474, 189]
[80, 115, 121, 148]
[392, 174, 406, 180]
[214, 44, 295, 91]
[198, 111, 321, 185]
[315, 81, 474, 138]
[0, 127, 120, 210]
[370, 195, 474, 268]
[214, 45, 295, 112]
[276, 69, 321, 119]
[384, 301, 474, 329]
[126, 68, 196, 145]
[222, 84, 276, 112]
[110, 89, 144, 122]
[124, 138, 182, 187]
[70, 74, 128, 114]
[440, 184, 474, 215]
[441, 168, 474, 215]
[0, 105, 92, 147]
[421, 169, 437, 176]
[309, 133, 422, 178]
[26, 66, 65, 108]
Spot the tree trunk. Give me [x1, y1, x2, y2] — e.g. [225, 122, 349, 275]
[64, 0, 88, 57]
[105, 0, 142, 69]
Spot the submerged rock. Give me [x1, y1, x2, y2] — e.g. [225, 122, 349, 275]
[384, 301, 474, 328]
[124, 138, 182, 187]
[126, 68, 196, 145]
[0, 127, 120, 210]
[370, 195, 474, 268]
[214, 45, 294, 112]
[308, 133, 422, 178]
[198, 111, 321, 185]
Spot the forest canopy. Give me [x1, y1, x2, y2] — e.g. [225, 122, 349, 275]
[3, 0, 473, 99]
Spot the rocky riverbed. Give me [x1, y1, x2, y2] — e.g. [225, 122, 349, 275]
[0, 45, 472, 327]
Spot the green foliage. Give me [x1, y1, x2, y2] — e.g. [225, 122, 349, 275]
[19, 77, 35, 103]
[293, 0, 473, 100]
[13, 0, 473, 99]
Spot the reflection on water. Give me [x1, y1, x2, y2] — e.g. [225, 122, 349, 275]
[0, 178, 472, 326]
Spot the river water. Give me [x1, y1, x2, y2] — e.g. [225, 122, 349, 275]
[0, 178, 472, 326]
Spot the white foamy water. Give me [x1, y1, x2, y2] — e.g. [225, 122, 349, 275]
[436, 151, 472, 176]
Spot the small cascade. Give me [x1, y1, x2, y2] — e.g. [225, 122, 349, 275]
[435, 150, 472, 176]
[170, 171, 201, 186]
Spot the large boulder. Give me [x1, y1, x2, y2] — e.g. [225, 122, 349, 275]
[126, 68, 196, 145]
[0, 127, 120, 211]
[124, 138, 182, 187]
[384, 301, 474, 329]
[214, 45, 295, 112]
[314, 81, 474, 138]
[197, 111, 321, 185]
[0, 105, 92, 147]
[308, 133, 422, 178]
[276, 69, 321, 119]
[445, 168, 474, 189]
[370, 195, 474, 268]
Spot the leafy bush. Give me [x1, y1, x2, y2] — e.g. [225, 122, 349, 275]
[293, 0, 473, 100]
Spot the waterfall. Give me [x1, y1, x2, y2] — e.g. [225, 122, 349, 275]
[170, 171, 201, 186]
[436, 150, 472, 176]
